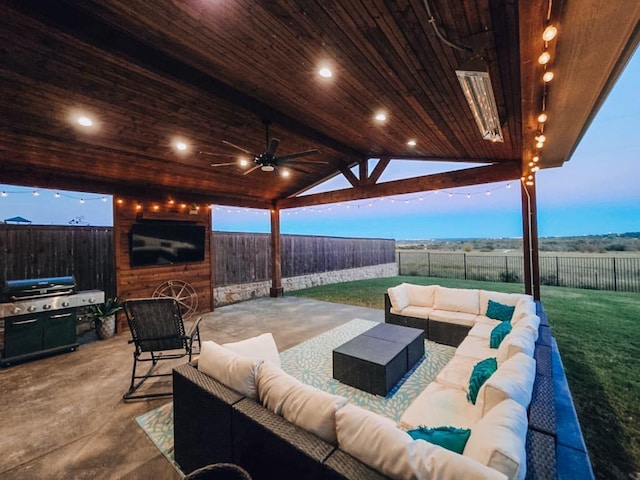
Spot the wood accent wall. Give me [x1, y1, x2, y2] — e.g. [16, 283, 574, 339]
[114, 197, 213, 333]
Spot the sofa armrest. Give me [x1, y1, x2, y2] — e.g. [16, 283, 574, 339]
[232, 398, 335, 480]
[173, 362, 244, 475]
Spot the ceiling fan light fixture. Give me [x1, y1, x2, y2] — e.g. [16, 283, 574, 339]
[261, 165, 275, 172]
[455, 57, 504, 143]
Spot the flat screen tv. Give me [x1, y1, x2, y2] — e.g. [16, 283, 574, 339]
[130, 222, 206, 267]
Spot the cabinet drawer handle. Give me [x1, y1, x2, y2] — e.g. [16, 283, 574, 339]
[49, 313, 72, 319]
[12, 318, 38, 325]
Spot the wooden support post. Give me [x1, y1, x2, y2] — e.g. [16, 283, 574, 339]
[521, 180, 541, 300]
[270, 207, 283, 297]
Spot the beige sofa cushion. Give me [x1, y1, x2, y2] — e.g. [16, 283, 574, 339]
[479, 291, 531, 317]
[475, 353, 536, 416]
[512, 298, 536, 324]
[257, 361, 347, 444]
[429, 310, 478, 327]
[337, 403, 505, 480]
[198, 340, 262, 399]
[399, 381, 482, 430]
[464, 399, 528, 480]
[434, 286, 480, 314]
[222, 332, 281, 367]
[496, 328, 536, 364]
[388, 284, 410, 311]
[469, 314, 540, 341]
[405, 283, 438, 307]
[436, 354, 486, 392]
[401, 305, 433, 319]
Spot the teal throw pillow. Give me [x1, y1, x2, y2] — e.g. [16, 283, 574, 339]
[486, 299, 515, 322]
[407, 426, 471, 454]
[490, 320, 512, 348]
[467, 357, 498, 404]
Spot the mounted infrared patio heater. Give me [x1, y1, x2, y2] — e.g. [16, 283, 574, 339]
[455, 56, 504, 143]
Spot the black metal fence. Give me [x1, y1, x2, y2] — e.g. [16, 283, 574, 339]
[397, 251, 640, 292]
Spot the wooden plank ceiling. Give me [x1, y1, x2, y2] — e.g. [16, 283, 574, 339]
[0, 0, 637, 209]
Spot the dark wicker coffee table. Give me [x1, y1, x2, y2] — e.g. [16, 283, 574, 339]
[332, 323, 424, 396]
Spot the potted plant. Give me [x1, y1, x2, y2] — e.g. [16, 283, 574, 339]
[86, 297, 123, 340]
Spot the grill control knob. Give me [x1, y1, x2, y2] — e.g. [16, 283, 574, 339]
[62, 301, 70, 308]
[27, 305, 37, 313]
[11, 307, 21, 315]
[43, 304, 52, 310]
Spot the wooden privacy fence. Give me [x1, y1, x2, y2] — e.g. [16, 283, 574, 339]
[397, 251, 640, 292]
[0, 226, 395, 293]
[0, 225, 116, 297]
[213, 232, 396, 286]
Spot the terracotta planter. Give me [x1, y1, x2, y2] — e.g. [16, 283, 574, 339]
[95, 314, 116, 340]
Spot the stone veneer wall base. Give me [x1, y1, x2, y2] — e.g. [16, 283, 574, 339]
[214, 263, 398, 307]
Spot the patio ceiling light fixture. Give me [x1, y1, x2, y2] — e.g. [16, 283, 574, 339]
[455, 57, 504, 143]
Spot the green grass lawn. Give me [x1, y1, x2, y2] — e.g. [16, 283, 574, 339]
[289, 276, 640, 480]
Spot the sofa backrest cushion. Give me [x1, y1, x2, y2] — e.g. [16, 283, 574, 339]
[434, 286, 480, 314]
[222, 332, 281, 367]
[512, 314, 540, 341]
[335, 403, 506, 480]
[512, 298, 537, 325]
[497, 328, 536, 365]
[198, 340, 262, 399]
[404, 283, 438, 307]
[479, 291, 530, 317]
[476, 353, 536, 416]
[388, 284, 410, 311]
[464, 399, 528, 480]
[257, 361, 347, 445]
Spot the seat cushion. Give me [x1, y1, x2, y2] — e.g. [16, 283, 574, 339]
[404, 283, 438, 307]
[436, 354, 482, 392]
[401, 305, 434, 320]
[429, 309, 478, 327]
[388, 284, 410, 311]
[198, 340, 262, 399]
[434, 286, 481, 314]
[464, 399, 528, 480]
[337, 403, 505, 480]
[257, 361, 347, 444]
[222, 332, 281, 367]
[399, 382, 482, 430]
[475, 353, 536, 416]
[455, 335, 493, 360]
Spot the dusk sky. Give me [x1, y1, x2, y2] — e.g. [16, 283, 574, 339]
[2, 50, 638, 240]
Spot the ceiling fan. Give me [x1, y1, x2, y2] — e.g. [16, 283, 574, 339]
[201, 121, 323, 175]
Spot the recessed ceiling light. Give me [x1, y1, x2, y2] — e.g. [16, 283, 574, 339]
[407, 140, 417, 147]
[318, 67, 333, 78]
[281, 169, 290, 177]
[77, 116, 93, 127]
[175, 141, 187, 151]
[375, 112, 387, 122]
[239, 158, 249, 167]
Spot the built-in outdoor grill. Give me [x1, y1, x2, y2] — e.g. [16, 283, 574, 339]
[0, 276, 104, 366]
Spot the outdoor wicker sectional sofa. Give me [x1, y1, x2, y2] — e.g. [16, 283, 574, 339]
[173, 285, 589, 479]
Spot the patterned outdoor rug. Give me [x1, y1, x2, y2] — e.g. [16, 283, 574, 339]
[136, 319, 456, 471]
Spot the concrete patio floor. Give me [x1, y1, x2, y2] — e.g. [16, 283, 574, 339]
[0, 297, 383, 480]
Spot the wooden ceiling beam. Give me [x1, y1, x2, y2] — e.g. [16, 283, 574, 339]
[379, 155, 498, 163]
[5, 0, 365, 162]
[368, 157, 391, 185]
[276, 161, 522, 209]
[339, 166, 360, 188]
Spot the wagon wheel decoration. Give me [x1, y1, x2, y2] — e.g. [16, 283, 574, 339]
[152, 280, 198, 320]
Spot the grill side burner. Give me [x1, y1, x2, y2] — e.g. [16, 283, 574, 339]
[0, 276, 105, 366]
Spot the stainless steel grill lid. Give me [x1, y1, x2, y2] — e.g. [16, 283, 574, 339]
[2, 276, 76, 301]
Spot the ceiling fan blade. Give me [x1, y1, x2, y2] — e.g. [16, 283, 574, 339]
[285, 165, 312, 175]
[210, 162, 237, 167]
[243, 165, 261, 175]
[281, 158, 329, 164]
[276, 149, 320, 162]
[199, 151, 237, 157]
[222, 140, 256, 156]
[267, 138, 280, 156]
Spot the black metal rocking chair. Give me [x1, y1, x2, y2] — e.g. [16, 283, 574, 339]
[123, 297, 202, 401]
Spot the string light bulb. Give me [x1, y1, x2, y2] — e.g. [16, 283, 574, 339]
[538, 112, 548, 123]
[32, 190, 40, 197]
[543, 71, 554, 83]
[55, 192, 61, 198]
[532, 155, 540, 163]
[1, 191, 7, 197]
[538, 52, 551, 65]
[542, 25, 558, 42]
